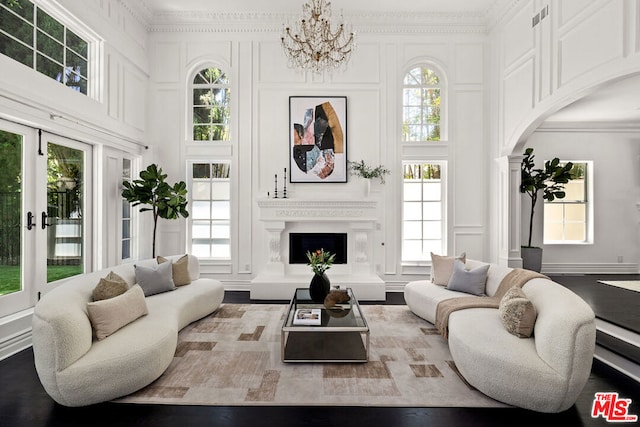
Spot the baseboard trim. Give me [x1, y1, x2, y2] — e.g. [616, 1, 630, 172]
[542, 262, 638, 274]
[0, 329, 32, 362]
[594, 345, 640, 383]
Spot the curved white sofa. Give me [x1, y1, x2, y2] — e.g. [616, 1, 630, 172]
[404, 259, 596, 413]
[32, 254, 224, 407]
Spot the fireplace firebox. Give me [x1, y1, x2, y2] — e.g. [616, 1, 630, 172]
[289, 233, 347, 264]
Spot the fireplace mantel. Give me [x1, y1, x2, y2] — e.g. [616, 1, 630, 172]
[256, 198, 378, 222]
[252, 198, 385, 301]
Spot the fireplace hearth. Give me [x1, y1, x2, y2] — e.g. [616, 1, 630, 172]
[252, 198, 385, 301]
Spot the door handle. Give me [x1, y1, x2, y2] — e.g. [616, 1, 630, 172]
[41, 211, 51, 229]
[27, 211, 35, 230]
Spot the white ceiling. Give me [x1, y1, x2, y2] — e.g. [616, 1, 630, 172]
[143, 0, 500, 14]
[541, 73, 640, 128]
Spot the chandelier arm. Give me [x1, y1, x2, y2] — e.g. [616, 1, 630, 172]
[281, 0, 356, 72]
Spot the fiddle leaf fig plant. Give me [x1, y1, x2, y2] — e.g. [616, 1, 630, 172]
[520, 148, 574, 248]
[122, 164, 189, 257]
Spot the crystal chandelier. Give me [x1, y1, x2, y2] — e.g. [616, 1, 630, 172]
[281, 0, 356, 73]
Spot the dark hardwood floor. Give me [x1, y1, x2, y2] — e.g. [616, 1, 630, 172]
[549, 274, 640, 334]
[1, 279, 639, 427]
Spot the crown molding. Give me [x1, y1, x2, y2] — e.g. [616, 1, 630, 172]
[117, 0, 153, 29]
[115, 0, 523, 34]
[147, 10, 489, 34]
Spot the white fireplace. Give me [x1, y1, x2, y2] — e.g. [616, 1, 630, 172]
[251, 198, 385, 300]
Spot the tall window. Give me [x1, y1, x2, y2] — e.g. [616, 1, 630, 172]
[402, 67, 441, 142]
[192, 67, 230, 141]
[544, 162, 590, 244]
[402, 162, 446, 261]
[0, 0, 89, 94]
[121, 158, 132, 260]
[190, 162, 231, 259]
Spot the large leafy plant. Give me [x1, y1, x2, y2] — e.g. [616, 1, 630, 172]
[520, 148, 574, 248]
[122, 164, 189, 257]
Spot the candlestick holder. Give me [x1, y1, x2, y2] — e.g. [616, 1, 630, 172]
[283, 167, 287, 198]
[274, 174, 278, 198]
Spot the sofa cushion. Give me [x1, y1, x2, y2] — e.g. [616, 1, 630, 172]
[157, 254, 191, 286]
[92, 271, 128, 301]
[430, 252, 466, 285]
[499, 285, 537, 338]
[446, 259, 489, 296]
[87, 285, 149, 340]
[135, 261, 175, 296]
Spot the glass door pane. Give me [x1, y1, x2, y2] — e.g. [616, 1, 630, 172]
[0, 130, 22, 297]
[46, 142, 84, 282]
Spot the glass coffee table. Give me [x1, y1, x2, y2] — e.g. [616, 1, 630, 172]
[281, 287, 370, 363]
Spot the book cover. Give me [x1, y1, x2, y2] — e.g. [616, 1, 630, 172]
[293, 308, 322, 325]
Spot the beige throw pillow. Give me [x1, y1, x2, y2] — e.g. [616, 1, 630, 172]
[157, 254, 192, 286]
[92, 271, 128, 301]
[499, 286, 537, 338]
[87, 285, 148, 341]
[430, 252, 466, 286]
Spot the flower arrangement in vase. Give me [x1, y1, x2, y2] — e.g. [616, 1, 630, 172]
[306, 248, 335, 302]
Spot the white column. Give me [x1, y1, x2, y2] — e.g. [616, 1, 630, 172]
[497, 155, 523, 268]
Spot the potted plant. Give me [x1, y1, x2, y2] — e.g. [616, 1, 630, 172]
[122, 164, 189, 257]
[519, 148, 574, 272]
[348, 160, 390, 196]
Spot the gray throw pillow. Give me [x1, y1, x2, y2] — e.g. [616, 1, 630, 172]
[135, 261, 175, 296]
[446, 259, 489, 296]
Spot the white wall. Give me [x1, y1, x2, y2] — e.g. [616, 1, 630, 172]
[489, 0, 640, 268]
[521, 131, 640, 273]
[0, 0, 150, 358]
[146, 20, 489, 286]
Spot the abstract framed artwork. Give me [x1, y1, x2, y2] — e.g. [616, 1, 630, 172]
[289, 96, 347, 183]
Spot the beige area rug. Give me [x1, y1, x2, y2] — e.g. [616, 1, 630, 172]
[116, 304, 507, 408]
[598, 280, 640, 293]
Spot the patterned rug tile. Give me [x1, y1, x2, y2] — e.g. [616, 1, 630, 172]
[115, 304, 508, 408]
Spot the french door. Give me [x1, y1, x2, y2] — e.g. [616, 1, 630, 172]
[0, 120, 92, 317]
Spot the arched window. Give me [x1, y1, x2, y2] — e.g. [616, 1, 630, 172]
[400, 65, 447, 264]
[402, 67, 441, 142]
[191, 67, 230, 141]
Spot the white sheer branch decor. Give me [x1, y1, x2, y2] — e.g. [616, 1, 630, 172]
[281, 0, 356, 73]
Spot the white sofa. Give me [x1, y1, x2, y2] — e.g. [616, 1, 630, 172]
[404, 259, 596, 413]
[31, 254, 224, 407]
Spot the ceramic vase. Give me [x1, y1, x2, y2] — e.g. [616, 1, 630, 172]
[309, 272, 330, 303]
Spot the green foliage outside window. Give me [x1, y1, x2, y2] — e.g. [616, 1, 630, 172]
[403, 163, 441, 180]
[0, 0, 88, 94]
[192, 68, 231, 141]
[402, 67, 441, 142]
